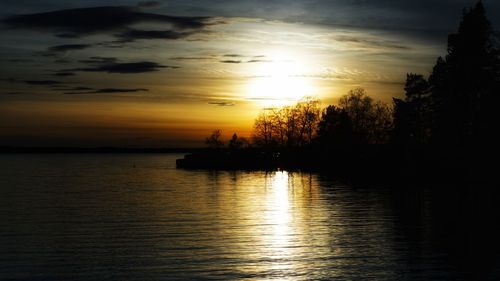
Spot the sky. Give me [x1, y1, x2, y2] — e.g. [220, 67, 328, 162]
[1, 0, 499, 147]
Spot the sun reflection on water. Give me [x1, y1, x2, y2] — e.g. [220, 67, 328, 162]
[267, 171, 291, 246]
[261, 171, 299, 277]
[201, 170, 349, 279]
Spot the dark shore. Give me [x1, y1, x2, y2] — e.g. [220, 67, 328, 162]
[176, 145, 496, 186]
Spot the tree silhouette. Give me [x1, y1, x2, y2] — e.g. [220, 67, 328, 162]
[429, 1, 500, 145]
[228, 133, 244, 149]
[392, 2, 500, 146]
[316, 105, 353, 146]
[393, 74, 431, 144]
[253, 111, 275, 148]
[294, 98, 321, 146]
[205, 129, 224, 149]
[338, 88, 393, 144]
[252, 97, 320, 148]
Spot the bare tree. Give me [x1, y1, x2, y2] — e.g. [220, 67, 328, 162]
[252, 111, 275, 148]
[338, 88, 393, 144]
[370, 101, 393, 143]
[295, 97, 321, 145]
[252, 97, 321, 148]
[205, 129, 224, 149]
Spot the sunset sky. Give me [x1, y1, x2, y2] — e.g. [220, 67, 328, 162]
[1, 0, 499, 147]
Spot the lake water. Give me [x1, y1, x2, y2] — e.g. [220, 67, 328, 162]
[1, 154, 499, 280]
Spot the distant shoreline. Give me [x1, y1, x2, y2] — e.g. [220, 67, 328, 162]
[0, 147, 199, 154]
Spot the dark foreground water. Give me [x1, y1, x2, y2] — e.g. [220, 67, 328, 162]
[1, 154, 499, 280]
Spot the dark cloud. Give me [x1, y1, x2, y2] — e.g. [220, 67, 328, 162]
[92, 88, 148, 93]
[220, 60, 242, 64]
[220, 54, 269, 63]
[52, 72, 76, 77]
[54, 59, 71, 64]
[47, 44, 91, 52]
[143, 0, 499, 43]
[138, 1, 161, 8]
[37, 52, 57, 57]
[24, 80, 61, 85]
[94, 42, 128, 48]
[53, 87, 94, 92]
[71, 61, 176, 74]
[220, 59, 271, 64]
[78, 56, 118, 64]
[6, 58, 33, 63]
[170, 56, 215, 60]
[304, 0, 499, 42]
[208, 101, 236, 106]
[38, 46, 86, 58]
[247, 59, 272, 63]
[334, 35, 411, 50]
[223, 54, 244, 58]
[116, 28, 195, 42]
[63, 88, 148, 94]
[0, 78, 18, 83]
[1, 6, 215, 39]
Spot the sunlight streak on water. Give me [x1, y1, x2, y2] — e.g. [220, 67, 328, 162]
[264, 171, 293, 276]
[0, 154, 485, 280]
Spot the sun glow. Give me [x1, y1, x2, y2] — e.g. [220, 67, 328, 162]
[247, 51, 316, 107]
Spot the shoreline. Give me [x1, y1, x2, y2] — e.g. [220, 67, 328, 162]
[0, 147, 197, 154]
[176, 145, 497, 186]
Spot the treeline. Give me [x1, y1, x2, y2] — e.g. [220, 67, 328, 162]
[207, 88, 393, 149]
[394, 2, 500, 146]
[207, 2, 499, 150]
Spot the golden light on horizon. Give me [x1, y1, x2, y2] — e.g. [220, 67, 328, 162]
[246, 50, 317, 107]
[0, 1, 447, 147]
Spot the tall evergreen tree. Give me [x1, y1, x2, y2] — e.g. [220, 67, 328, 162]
[429, 1, 500, 145]
[393, 74, 431, 144]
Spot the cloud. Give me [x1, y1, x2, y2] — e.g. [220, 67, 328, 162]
[47, 44, 91, 52]
[63, 88, 148, 94]
[247, 59, 272, 63]
[220, 60, 242, 64]
[334, 35, 411, 50]
[220, 59, 271, 64]
[5, 59, 33, 63]
[0, 78, 18, 83]
[223, 54, 244, 58]
[134, 0, 498, 44]
[219, 54, 270, 63]
[116, 28, 195, 42]
[71, 61, 176, 74]
[24, 80, 61, 85]
[53, 87, 94, 92]
[170, 56, 215, 61]
[52, 72, 76, 77]
[137, 1, 161, 8]
[1, 6, 216, 39]
[78, 56, 118, 64]
[54, 59, 71, 64]
[208, 101, 236, 106]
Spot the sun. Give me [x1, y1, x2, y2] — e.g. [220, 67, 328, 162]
[246, 51, 315, 107]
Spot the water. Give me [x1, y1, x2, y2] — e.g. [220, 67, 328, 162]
[0, 154, 499, 280]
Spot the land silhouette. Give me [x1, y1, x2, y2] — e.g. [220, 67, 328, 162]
[177, 2, 500, 184]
